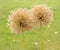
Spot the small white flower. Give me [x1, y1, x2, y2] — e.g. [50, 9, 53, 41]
[55, 32, 58, 34]
[48, 40, 51, 42]
[48, 25, 50, 28]
[35, 42, 38, 45]
[13, 39, 16, 42]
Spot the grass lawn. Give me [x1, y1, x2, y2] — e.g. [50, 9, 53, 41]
[0, 0, 60, 50]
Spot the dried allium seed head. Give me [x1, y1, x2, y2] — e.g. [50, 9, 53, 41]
[31, 4, 53, 26]
[8, 8, 35, 33]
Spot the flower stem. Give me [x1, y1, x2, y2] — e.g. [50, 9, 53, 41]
[40, 26, 45, 50]
[22, 33, 27, 49]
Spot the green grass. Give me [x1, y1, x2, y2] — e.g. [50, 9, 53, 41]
[0, 0, 60, 50]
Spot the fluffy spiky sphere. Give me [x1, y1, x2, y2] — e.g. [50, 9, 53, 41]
[31, 4, 53, 26]
[8, 8, 35, 33]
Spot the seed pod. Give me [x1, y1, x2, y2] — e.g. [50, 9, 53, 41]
[8, 8, 35, 33]
[31, 4, 53, 26]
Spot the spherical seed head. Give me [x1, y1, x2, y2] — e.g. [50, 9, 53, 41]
[8, 8, 35, 33]
[31, 4, 53, 26]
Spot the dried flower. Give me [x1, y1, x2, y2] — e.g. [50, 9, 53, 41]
[8, 8, 35, 33]
[31, 4, 53, 26]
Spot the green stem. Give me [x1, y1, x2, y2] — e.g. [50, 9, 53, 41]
[40, 26, 45, 50]
[22, 33, 27, 50]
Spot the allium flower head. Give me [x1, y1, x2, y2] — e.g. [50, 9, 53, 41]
[8, 8, 35, 33]
[31, 4, 53, 26]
